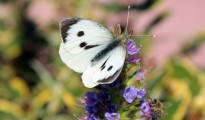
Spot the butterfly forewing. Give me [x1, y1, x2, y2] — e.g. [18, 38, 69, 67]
[59, 18, 115, 73]
[59, 43, 107, 73]
[60, 18, 114, 54]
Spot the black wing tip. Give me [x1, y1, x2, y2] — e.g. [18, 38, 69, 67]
[59, 18, 83, 27]
[59, 18, 84, 43]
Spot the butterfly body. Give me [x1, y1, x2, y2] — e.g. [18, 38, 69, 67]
[59, 18, 126, 88]
[91, 39, 120, 63]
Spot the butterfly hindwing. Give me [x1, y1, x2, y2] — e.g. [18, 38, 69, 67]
[82, 46, 126, 88]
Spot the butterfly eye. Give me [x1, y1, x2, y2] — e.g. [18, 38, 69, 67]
[77, 31, 84, 37]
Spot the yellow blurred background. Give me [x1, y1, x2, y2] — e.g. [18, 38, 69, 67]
[0, 0, 205, 120]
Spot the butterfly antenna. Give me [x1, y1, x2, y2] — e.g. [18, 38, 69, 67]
[125, 6, 130, 35]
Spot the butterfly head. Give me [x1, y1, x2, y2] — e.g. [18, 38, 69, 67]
[113, 24, 133, 44]
[113, 6, 154, 43]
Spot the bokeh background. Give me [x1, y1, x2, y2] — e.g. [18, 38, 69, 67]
[0, 0, 205, 120]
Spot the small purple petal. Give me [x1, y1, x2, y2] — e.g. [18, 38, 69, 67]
[123, 86, 138, 103]
[126, 55, 140, 64]
[105, 112, 120, 120]
[136, 89, 147, 98]
[140, 102, 151, 117]
[135, 70, 147, 82]
[125, 39, 140, 55]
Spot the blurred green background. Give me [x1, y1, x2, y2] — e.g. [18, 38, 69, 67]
[0, 0, 205, 120]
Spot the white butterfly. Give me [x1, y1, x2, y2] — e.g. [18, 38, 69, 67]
[59, 18, 128, 88]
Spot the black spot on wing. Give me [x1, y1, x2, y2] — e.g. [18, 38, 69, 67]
[101, 66, 106, 71]
[79, 42, 99, 49]
[77, 31, 84, 37]
[107, 66, 113, 71]
[79, 42, 87, 48]
[85, 45, 99, 50]
[59, 18, 83, 43]
[100, 58, 108, 71]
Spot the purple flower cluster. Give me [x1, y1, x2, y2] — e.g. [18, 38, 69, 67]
[125, 39, 141, 64]
[122, 86, 151, 117]
[82, 90, 119, 119]
[122, 86, 147, 103]
[80, 39, 157, 119]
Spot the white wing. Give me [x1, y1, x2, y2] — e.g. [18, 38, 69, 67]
[59, 18, 114, 73]
[82, 46, 126, 88]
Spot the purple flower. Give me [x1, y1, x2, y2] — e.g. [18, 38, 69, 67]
[125, 39, 140, 55]
[85, 106, 98, 115]
[136, 89, 147, 98]
[97, 90, 111, 103]
[84, 90, 117, 119]
[105, 103, 117, 113]
[140, 101, 151, 117]
[105, 112, 120, 120]
[126, 55, 140, 64]
[122, 86, 138, 103]
[84, 92, 100, 115]
[85, 92, 99, 107]
[135, 70, 147, 82]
